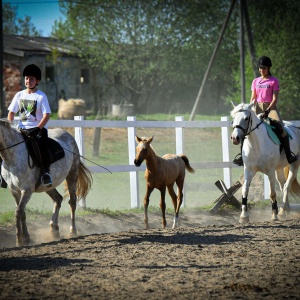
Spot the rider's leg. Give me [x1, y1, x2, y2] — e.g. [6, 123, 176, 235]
[36, 128, 52, 186]
[0, 157, 7, 188]
[280, 132, 297, 164]
[270, 120, 297, 164]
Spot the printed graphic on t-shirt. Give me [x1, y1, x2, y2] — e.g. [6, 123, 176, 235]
[18, 99, 37, 121]
[257, 84, 271, 89]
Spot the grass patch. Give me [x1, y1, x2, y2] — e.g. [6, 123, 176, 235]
[0, 211, 15, 225]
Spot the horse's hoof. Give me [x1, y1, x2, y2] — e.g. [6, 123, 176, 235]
[239, 216, 249, 224]
[69, 226, 77, 237]
[271, 214, 279, 221]
[50, 224, 60, 239]
[17, 236, 30, 247]
[172, 217, 180, 229]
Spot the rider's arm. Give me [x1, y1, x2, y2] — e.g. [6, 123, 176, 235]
[37, 113, 50, 129]
[7, 111, 15, 122]
[267, 90, 279, 111]
[249, 90, 257, 104]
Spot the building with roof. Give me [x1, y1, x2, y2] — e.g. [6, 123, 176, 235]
[3, 35, 105, 115]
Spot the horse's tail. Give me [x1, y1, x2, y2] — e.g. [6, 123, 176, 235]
[180, 155, 195, 174]
[64, 161, 93, 201]
[76, 161, 93, 201]
[284, 165, 300, 198]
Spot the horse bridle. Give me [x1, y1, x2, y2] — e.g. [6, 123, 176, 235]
[233, 109, 263, 137]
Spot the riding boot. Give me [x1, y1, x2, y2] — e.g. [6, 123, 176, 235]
[281, 134, 297, 164]
[40, 158, 52, 187]
[233, 143, 244, 166]
[0, 158, 7, 188]
[36, 128, 52, 187]
[233, 153, 243, 166]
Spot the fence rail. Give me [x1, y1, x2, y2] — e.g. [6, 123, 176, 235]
[48, 117, 300, 208]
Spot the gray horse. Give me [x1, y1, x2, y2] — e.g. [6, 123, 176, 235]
[0, 119, 93, 246]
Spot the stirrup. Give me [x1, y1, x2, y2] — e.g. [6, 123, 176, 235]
[287, 153, 297, 164]
[41, 172, 52, 187]
[233, 153, 243, 166]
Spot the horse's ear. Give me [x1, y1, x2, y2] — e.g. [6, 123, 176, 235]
[248, 101, 254, 109]
[135, 136, 142, 143]
[230, 100, 237, 108]
[148, 135, 154, 143]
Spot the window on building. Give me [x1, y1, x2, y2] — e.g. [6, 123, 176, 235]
[81, 69, 89, 83]
[46, 66, 55, 82]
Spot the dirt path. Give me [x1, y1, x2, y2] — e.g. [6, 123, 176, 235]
[1, 208, 300, 299]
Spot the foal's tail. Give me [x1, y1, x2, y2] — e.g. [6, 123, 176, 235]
[284, 165, 300, 199]
[180, 155, 195, 174]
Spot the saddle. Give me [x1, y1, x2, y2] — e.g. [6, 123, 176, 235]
[263, 118, 293, 148]
[22, 134, 65, 169]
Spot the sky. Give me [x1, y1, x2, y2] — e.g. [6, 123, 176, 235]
[4, 0, 65, 36]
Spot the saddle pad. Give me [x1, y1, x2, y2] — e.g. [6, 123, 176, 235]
[263, 121, 281, 145]
[24, 136, 65, 168]
[48, 138, 65, 164]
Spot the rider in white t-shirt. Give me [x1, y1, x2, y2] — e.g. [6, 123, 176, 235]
[7, 64, 53, 187]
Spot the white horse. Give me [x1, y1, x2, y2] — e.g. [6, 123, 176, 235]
[0, 119, 93, 246]
[230, 103, 300, 223]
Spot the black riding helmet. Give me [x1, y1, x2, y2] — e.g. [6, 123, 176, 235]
[258, 56, 272, 75]
[258, 56, 272, 68]
[22, 64, 42, 81]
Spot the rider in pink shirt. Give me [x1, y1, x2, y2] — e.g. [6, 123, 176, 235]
[233, 56, 297, 166]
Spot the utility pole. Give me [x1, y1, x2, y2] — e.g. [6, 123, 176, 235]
[189, 0, 236, 121]
[189, 0, 257, 120]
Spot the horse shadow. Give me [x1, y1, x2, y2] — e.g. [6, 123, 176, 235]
[0, 255, 92, 271]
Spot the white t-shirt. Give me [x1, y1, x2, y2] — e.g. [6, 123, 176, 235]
[8, 89, 51, 129]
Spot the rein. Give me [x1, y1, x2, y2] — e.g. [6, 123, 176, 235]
[0, 138, 112, 174]
[233, 109, 264, 137]
[0, 140, 25, 152]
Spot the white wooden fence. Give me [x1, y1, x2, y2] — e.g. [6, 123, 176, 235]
[48, 117, 300, 209]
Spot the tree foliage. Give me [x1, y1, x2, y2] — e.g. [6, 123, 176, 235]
[3, 3, 42, 36]
[229, 0, 300, 119]
[53, 0, 240, 113]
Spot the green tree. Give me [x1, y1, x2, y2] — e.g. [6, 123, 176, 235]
[3, 3, 42, 36]
[53, 0, 240, 114]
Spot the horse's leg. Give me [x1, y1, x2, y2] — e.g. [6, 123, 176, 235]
[144, 185, 154, 229]
[66, 170, 78, 236]
[239, 168, 255, 224]
[46, 189, 63, 239]
[167, 184, 179, 228]
[268, 172, 279, 221]
[159, 187, 167, 229]
[13, 190, 32, 246]
[276, 168, 289, 218]
[279, 165, 299, 217]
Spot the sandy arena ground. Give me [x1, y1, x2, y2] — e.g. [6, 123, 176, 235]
[0, 207, 300, 299]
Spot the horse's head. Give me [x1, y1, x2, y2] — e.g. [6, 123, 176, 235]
[134, 135, 154, 167]
[230, 102, 256, 145]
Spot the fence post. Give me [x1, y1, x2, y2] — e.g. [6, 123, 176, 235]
[221, 116, 232, 188]
[175, 116, 186, 206]
[74, 116, 86, 208]
[127, 116, 140, 208]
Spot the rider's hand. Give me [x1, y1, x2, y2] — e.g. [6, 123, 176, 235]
[22, 127, 40, 137]
[260, 108, 270, 119]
